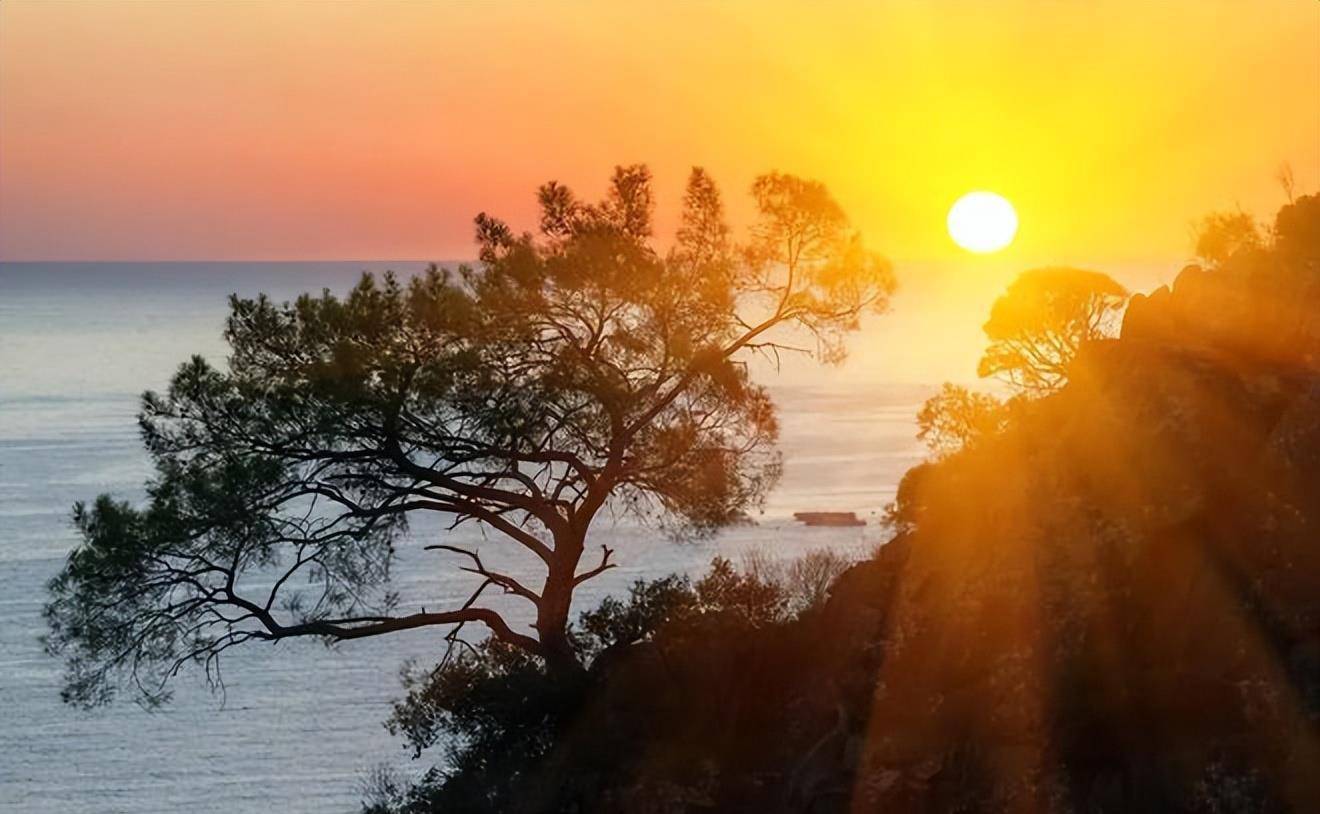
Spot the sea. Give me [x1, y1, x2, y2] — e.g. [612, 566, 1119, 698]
[0, 262, 929, 813]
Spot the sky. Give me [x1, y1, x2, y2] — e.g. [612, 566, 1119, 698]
[1, 1, 1317, 380]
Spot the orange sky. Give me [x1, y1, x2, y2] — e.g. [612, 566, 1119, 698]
[2, 0, 1316, 266]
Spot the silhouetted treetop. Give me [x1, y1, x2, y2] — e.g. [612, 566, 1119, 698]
[44, 164, 894, 705]
[1194, 210, 1263, 266]
[915, 383, 1015, 458]
[978, 266, 1127, 393]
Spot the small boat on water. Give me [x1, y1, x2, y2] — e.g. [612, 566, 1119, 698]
[793, 511, 866, 527]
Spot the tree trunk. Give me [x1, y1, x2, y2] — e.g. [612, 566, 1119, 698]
[536, 532, 586, 675]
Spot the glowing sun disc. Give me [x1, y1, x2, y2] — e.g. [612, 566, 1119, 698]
[948, 191, 1018, 253]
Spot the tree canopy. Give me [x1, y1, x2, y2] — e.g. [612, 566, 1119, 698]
[44, 165, 894, 705]
[977, 266, 1127, 393]
[1194, 210, 1263, 266]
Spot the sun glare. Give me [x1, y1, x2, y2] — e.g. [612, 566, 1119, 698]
[948, 191, 1018, 253]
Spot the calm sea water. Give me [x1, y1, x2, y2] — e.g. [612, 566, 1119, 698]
[0, 262, 927, 813]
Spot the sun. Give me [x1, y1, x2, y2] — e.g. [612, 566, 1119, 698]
[947, 191, 1018, 253]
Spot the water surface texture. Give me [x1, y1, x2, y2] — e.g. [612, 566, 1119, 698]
[0, 263, 926, 812]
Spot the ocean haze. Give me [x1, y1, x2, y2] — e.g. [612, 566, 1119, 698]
[0, 262, 926, 812]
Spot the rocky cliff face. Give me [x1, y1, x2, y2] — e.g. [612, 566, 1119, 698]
[818, 198, 1320, 813]
[1123, 195, 1320, 369]
[831, 336, 1320, 812]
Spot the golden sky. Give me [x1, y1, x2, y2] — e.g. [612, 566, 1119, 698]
[2, 0, 1315, 267]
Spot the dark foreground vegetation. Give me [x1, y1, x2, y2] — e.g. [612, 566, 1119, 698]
[365, 195, 1320, 813]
